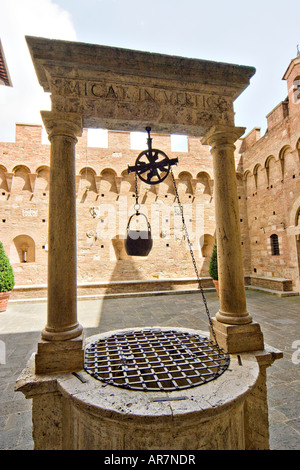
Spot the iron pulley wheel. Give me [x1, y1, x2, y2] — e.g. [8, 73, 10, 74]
[132, 149, 172, 185]
[127, 127, 178, 185]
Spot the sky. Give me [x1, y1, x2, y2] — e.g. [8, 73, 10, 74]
[0, 0, 299, 143]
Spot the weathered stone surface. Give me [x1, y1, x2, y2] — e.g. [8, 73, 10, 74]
[26, 36, 255, 136]
[13, 37, 280, 449]
[15, 327, 282, 450]
[35, 335, 85, 374]
[209, 318, 264, 353]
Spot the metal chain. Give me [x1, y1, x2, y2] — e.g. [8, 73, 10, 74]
[135, 172, 138, 205]
[134, 172, 140, 214]
[170, 168, 220, 350]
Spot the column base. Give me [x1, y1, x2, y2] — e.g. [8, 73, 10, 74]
[209, 317, 264, 353]
[35, 334, 85, 374]
[41, 322, 83, 341]
[216, 310, 253, 325]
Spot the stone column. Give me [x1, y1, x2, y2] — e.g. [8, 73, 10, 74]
[35, 111, 84, 373]
[202, 125, 264, 353]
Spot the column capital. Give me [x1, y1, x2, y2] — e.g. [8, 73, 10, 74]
[41, 111, 83, 141]
[201, 125, 245, 147]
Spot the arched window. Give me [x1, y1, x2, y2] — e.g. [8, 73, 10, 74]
[270, 234, 280, 256]
[10, 235, 35, 263]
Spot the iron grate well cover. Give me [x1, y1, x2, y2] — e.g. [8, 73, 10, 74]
[84, 329, 230, 392]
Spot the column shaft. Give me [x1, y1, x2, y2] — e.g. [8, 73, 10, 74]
[43, 133, 81, 340]
[202, 126, 264, 352]
[35, 112, 84, 373]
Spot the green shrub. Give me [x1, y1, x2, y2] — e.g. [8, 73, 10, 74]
[209, 243, 218, 280]
[0, 242, 15, 292]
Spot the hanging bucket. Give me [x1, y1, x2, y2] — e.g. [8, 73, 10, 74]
[125, 213, 153, 256]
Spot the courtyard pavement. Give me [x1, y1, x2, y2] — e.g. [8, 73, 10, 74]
[0, 289, 299, 450]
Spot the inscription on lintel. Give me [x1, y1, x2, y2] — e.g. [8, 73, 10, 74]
[50, 78, 230, 113]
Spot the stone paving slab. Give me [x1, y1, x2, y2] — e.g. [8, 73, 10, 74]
[0, 290, 299, 450]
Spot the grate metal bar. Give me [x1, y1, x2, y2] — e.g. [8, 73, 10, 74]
[84, 329, 230, 392]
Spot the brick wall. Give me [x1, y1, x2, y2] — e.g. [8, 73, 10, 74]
[1, 56, 299, 292]
[239, 56, 300, 290]
[0, 126, 217, 286]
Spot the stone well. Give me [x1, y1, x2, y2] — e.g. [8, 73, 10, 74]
[16, 327, 282, 450]
[15, 37, 283, 450]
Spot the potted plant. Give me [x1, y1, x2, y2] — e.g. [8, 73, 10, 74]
[209, 242, 219, 295]
[0, 242, 15, 312]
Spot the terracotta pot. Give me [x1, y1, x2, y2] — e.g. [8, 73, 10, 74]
[213, 280, 219, 296]
[0, 291, 11, 312]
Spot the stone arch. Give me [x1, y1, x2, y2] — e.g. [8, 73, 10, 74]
[236, 172, 245, 198]
[100, 168, 117, 177]
[100, 168, 118, 196]
[79, 167, 97, 193]
[79, 166, 97, 176]
[279, 145, 297, 181]
[244, 169, 255, 197]
[36, 165, 50, 194]
[289, 194, 300, 227]
[177, 171, 193, 200]
[196, 171, 211, 195]
[252, 163, 263, 190]
[243, 169, 251, 180]
[10, 234, 36, 263]
[12, 165, 31, 192]
[12, 164, 31, 174]
[264, 155, 279, 187]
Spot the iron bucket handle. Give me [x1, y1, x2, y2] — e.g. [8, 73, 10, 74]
[126, 212, 151, 233]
